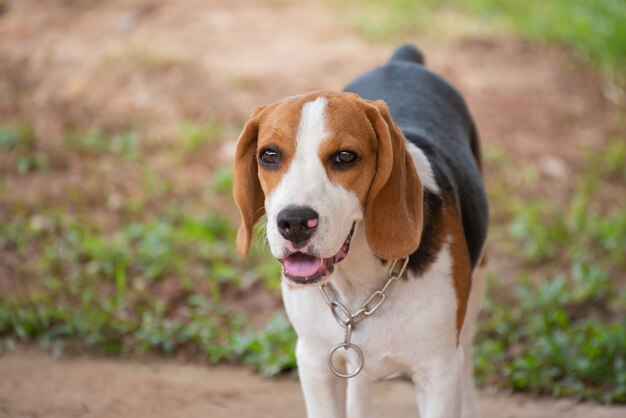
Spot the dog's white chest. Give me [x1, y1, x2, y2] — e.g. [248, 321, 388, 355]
[282, 241, 459, 380]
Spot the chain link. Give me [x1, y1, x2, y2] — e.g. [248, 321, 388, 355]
[319, 256, 409, 378]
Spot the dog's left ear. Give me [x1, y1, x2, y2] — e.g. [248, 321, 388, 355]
[364, 100, 423, 260]
[233, 105, 267, 257]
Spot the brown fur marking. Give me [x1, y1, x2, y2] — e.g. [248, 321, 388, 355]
[443, 199, 472, 342]
[321, 94, 378, 205]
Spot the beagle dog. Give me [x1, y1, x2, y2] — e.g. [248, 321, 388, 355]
[233, 44, 489, 418]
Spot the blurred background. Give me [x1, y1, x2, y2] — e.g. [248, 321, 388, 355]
[0, 0, 625, 414]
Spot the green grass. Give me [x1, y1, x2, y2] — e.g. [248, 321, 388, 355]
[345, 0, 626, 85]
[0, 119, 291, 376]
[476, 273, 626, 403]
[474, 138, 626, 403]
[0, 208, 291, 375]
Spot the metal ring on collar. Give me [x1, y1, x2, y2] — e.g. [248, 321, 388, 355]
[328, 343, 364, 379]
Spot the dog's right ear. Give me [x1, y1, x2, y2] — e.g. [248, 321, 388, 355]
[363, 100, 423, 260]
[233, 105, 267, 257]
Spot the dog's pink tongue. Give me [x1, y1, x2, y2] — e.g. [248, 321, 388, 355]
[283, 253, 322, 278]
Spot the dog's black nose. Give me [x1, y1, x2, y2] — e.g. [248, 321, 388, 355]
[277, 206, 319, 248]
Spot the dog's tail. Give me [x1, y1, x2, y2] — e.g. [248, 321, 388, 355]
[389, 44, 425, 65]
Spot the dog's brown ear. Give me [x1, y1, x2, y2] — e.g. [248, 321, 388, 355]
[233, 106, 267, 257]
[364, 100, 423, 260]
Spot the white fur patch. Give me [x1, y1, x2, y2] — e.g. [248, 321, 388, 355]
[297, 96, 329, 154]
[406, 142, 440, 194]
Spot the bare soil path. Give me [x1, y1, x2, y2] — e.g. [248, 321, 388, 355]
[1, 350, 626, 418]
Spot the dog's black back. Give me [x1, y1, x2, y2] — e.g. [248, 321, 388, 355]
[344, 44, 488, 269]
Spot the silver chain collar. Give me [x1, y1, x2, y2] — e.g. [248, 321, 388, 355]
[318, 257, 410, 378]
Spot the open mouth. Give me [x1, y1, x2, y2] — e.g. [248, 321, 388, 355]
[280, 224, 355, 285]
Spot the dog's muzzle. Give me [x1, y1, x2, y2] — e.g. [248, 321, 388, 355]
[280, 223, 355, 286]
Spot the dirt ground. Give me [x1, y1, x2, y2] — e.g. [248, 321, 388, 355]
[1, 0, 624, 416]
[1, 349, 625, 418]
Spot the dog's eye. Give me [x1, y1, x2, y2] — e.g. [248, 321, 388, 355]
[259, 148, 281, 167]
[334, 151, 359, 167]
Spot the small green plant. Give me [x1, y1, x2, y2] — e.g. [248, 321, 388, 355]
[65, 128, 141, 159]
[65, 128, 109, 154]
[588, 138, 626, 181]
[209, 166, 234, 194]
[0, 125, 19, 150]
[177, 120, 223, 153]
[0, 122, 49, 174]
[16, 154, 49, 174]
[233, 313, 297, 376]
[341, 0, 427, 42]
[111, 131, 141, 160]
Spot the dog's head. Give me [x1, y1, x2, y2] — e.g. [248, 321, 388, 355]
[233, 91, 423, 286]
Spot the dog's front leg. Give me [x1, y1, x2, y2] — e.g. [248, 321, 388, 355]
[297, 339, 347, 418]
[346, 371, 372, 418]
[414, 346, 465, 418]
